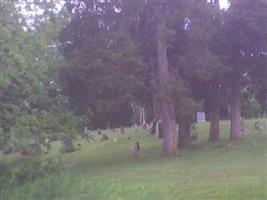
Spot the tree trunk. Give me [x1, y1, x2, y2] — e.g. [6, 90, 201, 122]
[208, 84, 220, 142]
[154, 1, 177, 155]
[209, 108, 220, 142]
[139, 107, 146, 126]
[178, 121, 190, 148]
[230, 69, 242, 140]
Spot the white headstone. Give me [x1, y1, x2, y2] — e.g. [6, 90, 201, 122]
[196, 112, 206, 123]
[84, 126, 90, 134]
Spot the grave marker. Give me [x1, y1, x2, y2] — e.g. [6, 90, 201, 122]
[196, 112, 206, 123]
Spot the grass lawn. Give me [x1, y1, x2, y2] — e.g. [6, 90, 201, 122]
[1, 119, 267, 200]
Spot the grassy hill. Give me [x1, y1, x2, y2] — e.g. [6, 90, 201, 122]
[1, 119, 267, 200]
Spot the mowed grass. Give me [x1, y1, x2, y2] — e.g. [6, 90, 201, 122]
[2, 119, 267, 200]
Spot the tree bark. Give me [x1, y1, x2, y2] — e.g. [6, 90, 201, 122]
[154, 1, 177, 155]
[230, 69, 242, 140]
[209, 108, 220, 142]
[208, 84, 220, 142]
[178, 121, 190, 148]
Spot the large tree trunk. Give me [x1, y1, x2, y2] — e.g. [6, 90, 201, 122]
[230, 69, 242, 140]
[154, 1, 177, 155]
[178, 121, 190, 148]
[208, 84, 220, 142]
[209, 108, 220, 142]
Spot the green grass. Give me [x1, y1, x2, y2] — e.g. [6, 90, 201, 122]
[1, 119, 267, 200]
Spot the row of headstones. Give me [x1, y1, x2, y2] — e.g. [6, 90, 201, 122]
[149, 117, 265, 139]
[149, 119, 197, 141]
[12, 117, 266, 158]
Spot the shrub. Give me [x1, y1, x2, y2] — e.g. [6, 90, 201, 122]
[0, 157, 65, 187]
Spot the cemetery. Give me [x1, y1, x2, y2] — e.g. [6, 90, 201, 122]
[1, 119, 267, 200]
[0, 0, 267, 199]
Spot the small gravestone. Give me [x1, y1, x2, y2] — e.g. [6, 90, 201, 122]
[28, 138, 41, 155]
[254, 121, 263, 133]
[196, 112, 206, 123]
[43, 138, 51, 154]
[82, 127, 94, 142]
[84, 126, 90, 134]
[190, 132, 198, 141]
[19, 148, 31, 158]
[59, 137, 75, 153]
[100, 134, 109, 141]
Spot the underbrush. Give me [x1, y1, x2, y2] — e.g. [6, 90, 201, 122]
[1, 170, 90, 200]
[0, 157, 90, 200]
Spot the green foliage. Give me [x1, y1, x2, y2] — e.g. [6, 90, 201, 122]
[59, 0, 150, 129]
[10, 111, 86, 152]
[0, 157, 65, 188]
[242, 88, 263, 119]
[0, 0, 86, 154]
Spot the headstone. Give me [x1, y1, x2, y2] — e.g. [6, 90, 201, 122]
[19, 148, 30, 158]
[190, 132, 198, 141]
[59, 137, 75, 153]
[82, 128, 94, 142]
[254, 121, 263, 133]
[155, 121, 159, 138]
[100, 134, 109, 141]
[28, 138, 41, 155]
[84, 126, 90, 134]
[44, 138, 51, 154]
[196, 112, 206, 123]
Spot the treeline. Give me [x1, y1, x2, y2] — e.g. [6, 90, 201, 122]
[59, 0, 267, 154]
[0, 0, 266, 155]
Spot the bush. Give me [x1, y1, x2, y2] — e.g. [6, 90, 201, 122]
[0, 157, 65, 187]
[10, 111, 87, 154]
[1, 170, 86, 200]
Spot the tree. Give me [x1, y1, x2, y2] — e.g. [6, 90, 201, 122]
[221, 0, 267, 140]
[151, 0, 177, 154]
[59, 0, 150, 129]
[166, 1, 227, 144]
[0, 0, 83, 153]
